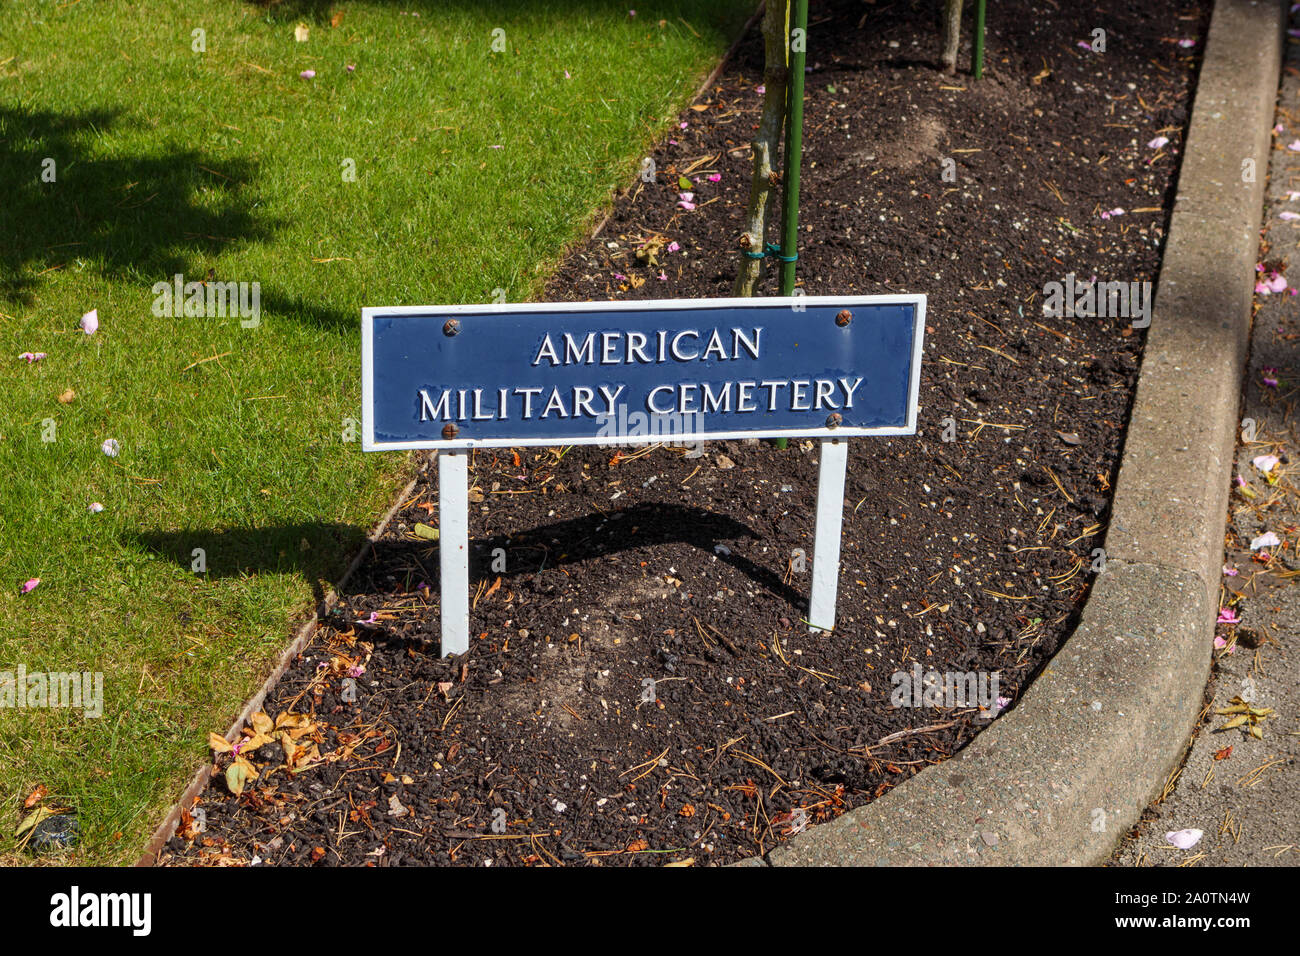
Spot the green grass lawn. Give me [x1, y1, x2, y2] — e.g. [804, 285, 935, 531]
[0, 0, 755, 865]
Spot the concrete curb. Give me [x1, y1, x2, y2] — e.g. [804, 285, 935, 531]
[755, 0, 1284, 867]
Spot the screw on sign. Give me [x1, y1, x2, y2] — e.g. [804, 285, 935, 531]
[361, 294, 924, 654]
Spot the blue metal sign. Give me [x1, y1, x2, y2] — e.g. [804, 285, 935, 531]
[362, 295, 924, 450]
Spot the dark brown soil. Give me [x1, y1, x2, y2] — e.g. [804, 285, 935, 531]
[163, 0, 1209, 866]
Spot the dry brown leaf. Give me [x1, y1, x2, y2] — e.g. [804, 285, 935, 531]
[280, 731, 297, 766]
[225, 757, 258, 796]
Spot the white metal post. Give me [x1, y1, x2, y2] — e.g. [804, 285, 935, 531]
[808, 439, 848, 633]
[438, 450, 470, 656]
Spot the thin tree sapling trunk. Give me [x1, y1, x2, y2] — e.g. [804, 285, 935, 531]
[941, 0, 964, 74]
[733, 1, 790, 297]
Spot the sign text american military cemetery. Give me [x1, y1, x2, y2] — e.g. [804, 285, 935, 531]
[362, 295, 924, 654]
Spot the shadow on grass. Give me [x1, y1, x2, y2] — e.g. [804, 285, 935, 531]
[127, 522, 366, 613]
[0, 106, 275, 306]
[130, 503, 807, 612]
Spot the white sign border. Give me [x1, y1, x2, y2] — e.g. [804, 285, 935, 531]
[361, 293, 925, 452]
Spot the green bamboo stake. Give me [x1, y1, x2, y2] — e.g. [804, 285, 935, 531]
[973, 0, 986, 79]
[773, 0, 809, 451]
[778, 0, 808, 298]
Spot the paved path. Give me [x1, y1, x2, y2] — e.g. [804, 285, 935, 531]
[1111, 20, 1300, 867]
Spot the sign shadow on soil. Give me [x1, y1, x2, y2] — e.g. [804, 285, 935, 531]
[351, 502, 807, 611]
[127, 503, 804, 621]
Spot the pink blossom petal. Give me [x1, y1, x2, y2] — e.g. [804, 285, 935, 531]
[679, 121, 688, 129]
[677, 200, 696, 210]
[346, 64, 355, 72]
[1217, 608, 1239, 624]
[755, 85, 766, 95]
[1165, 828, 1203, 849]
[88, 502, 104, 513]
[1269, 273, 1289, 292]
[1100, 207, 1125, 220]
[666, 241, 680, 252]
[1147, 135, 1169, 149]
[1250, 531, 1281, 551]
[1281, 211, 1300, 221]
[707, 173, 721, 182]
[1076, 40, 1092, 50]
[656, 271, 667, 281]
[18, 352, 47, 363]
[1264, 376, 1279, 387]
[1223, 565, 1239, 576]
[1177, 38, 1195, 48]
[1288, 140, 1300, 152]
[79, 309, 98, 335]
[1256, 281, 1272, 295]
[1276, 124, 1286, 135]
[21, 578, 39, 594]
[564, 70, 571, 79]
[1214, 635, 1228, 649]
[678, 192, 694, 201]
[613, 272, 627, 281]
[300, 69, 316, 79]
[1253, 454, 1280, 473]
